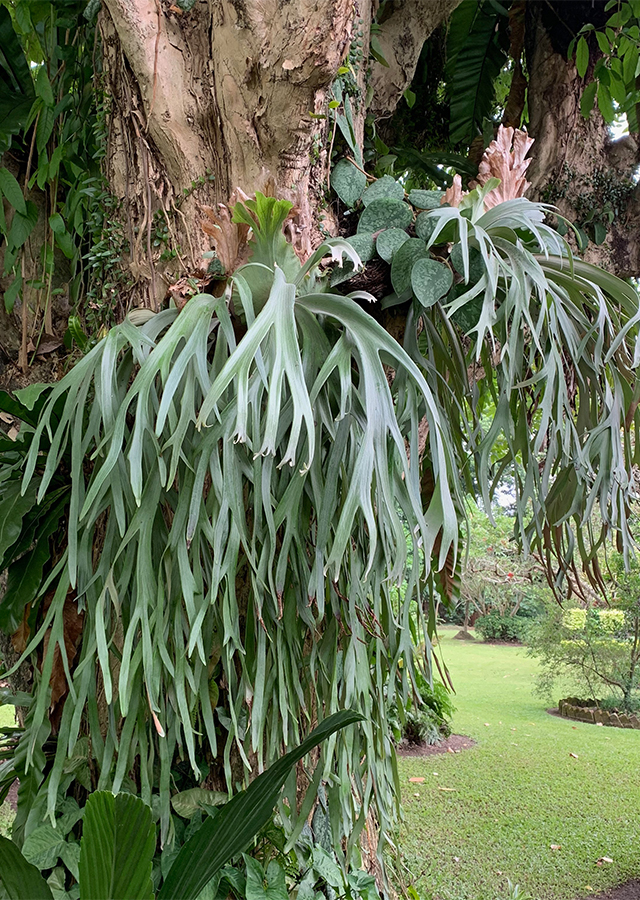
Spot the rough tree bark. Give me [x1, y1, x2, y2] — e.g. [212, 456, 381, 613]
[525, 0, 640, 279]
[99, 0, 462, 308]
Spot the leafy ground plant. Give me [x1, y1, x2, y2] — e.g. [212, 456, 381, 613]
[0, 711, 365, 900]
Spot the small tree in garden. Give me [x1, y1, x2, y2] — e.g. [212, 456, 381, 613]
[528, 555, 640, 711]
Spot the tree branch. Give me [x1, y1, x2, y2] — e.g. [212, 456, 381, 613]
[369, 0, 463, 118]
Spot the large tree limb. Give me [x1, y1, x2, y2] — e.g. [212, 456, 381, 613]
[102, 0, 209, 186]
[369, 0, 463, 119]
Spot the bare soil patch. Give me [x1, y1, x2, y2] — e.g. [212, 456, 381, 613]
[578, 880, 640, 899]
[396, 733, 476, 757]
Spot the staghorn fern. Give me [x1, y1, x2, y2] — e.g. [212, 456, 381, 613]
[4, 195, 459, 854]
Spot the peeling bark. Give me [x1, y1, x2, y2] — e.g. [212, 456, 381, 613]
[99, 0, 464, 308]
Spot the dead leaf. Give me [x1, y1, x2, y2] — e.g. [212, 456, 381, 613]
[569, 752, 579, 759]
[11, 604, 31, 654]
[550, 844, 561, 851]
[484, 722, 490, 727]
[7, 426, 18, 441]
[201, 188, 252, 275]
[409, 777, 425, 783]
[36, 338, 62, 356]
[0, 412, 12, 423]
[596, 857, 613, 866]
[413, 792, 420, 797]
[437, 787, 457, 792]
[453, 857, 461, 863]
[47, 597, 84, 711]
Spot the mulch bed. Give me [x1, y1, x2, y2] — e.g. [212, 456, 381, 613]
[578, 881, 640, 899]
[396, 733, 476, 757]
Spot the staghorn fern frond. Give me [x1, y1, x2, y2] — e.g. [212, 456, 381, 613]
[409, 195, 640, 599]
[7, 195, 459, 855]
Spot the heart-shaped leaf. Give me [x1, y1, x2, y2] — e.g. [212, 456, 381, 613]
[390, 238, 428, 295]
[376, 228, 409, 263]
[361, 175, 404, 207]
[357, 198, 412, 234]
[411, 258, 453, 308]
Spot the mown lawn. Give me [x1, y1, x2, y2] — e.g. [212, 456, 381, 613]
[0, 703, 15, 836]
[397, 627, 640, 900]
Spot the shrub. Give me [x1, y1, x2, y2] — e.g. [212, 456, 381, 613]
[475, 613, 526, 643]
[390, 671, 456, 746]
[528, 555, 640, 711]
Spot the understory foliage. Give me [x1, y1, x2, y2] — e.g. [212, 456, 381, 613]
[528, 554, 640, 711]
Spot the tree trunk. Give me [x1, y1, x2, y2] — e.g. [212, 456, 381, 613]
[99, 0, 462, 307]
[525, 1, 640, 279]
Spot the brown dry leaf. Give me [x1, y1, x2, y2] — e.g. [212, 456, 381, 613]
[43, 595, 84, 726]
[36, 338, 63, 356]
[472, 125, 534, 209]
[11, 604, 31, 654]
[438, 787, 458, 792]
[201, 189, 252, 274]
[409, 777, 425, 783]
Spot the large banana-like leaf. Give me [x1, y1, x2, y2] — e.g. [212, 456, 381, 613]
[78, 792, 155, 900]
[159, 710, 362, 900]
[0, 835, 53, 899]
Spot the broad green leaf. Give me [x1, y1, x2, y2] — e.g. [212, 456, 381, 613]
[78, 792, 155, 900]
[158, 711, 362, 900]
[0, 168, 26, 216]
[376, 228, 409, 263]
[244, 857, 287, 900]
[36, 105, 55, 153]
[330, 158, 366, 208]
[0, 835, 53, 899]
[0, 480, 38, 568]
[171, 789, 227, 819]
[361, 175, 404, 207]
[390, 238, 428, 295]
[346, 233, 376, 262]
[22, 824, 66, 869]
[593, 221, 607, 244]
[447, 1, 508, 143]
[0, 537, 51, 632]
[408, 190, 444, 210]
[48, 213, 65, 235]
[450, 244, 484, 283]
[357, 198, 412, 233]
[7, 200, 38, 250]
[4, 272, 21, 313]
[597, 83, 615, 123]
[35, 67, 54, 107]
[595, 31, 610, 55]
[576, 36, 589, 78]
[415, 212, 439, 243]
[580, 81, 598, 118]
[14, 383, 52, 411]
[411, 258, 453, 308]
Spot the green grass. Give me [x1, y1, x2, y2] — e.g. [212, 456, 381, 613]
[397, 627, 640, 900]
[0, 703, 15, 837]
